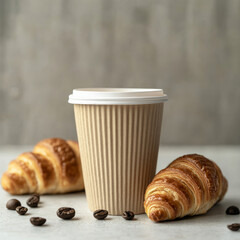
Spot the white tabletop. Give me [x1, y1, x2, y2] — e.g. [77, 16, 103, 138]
[0, 146, 239, 240]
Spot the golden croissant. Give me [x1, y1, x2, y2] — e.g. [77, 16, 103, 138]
[144, 154, 228, 222]
[1, 138, 84, 194]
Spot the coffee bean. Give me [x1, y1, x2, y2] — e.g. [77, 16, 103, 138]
[6, 199, 21, 210]
[93, 209, 108, 220]
[33, 194, 40, 201]
[226, 206, 240, 215]
[16, 206, 28, 215]
[227, 223, 240, 231]
[122, 211, 135, 220]
[57, 207, 75, 220]
[27, 195, 39, 208]
[30, 217, 46, 226]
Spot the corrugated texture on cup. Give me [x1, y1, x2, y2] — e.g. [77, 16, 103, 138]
[69, 88, 168, 105]
[74, 103, 163, 215]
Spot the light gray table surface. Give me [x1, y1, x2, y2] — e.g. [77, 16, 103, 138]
[0, 146, 239, 240]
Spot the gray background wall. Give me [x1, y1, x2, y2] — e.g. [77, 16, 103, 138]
[0, 0, 240, 145]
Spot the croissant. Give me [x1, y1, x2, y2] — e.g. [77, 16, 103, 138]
[144, 154, 228, 222]
[1, 138, 84, 194]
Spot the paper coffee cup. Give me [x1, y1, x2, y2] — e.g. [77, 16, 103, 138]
[69, 88, 167, 215]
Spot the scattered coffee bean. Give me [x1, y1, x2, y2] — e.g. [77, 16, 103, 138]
[27, 195, 39, 208]
[227, 223, 240, 231]
[93, 209, 108, 220]
[30, 217, 46, 226]
[33, 194, 40, 201]
[57, 207, 75, 220]
[6, 199, 21, 210]
[16, 206, 28, 215]
[122, 211, 135, 220]
[226, 206, 240, 215]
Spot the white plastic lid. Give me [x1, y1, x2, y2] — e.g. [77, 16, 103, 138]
[68, 88, 168, 105]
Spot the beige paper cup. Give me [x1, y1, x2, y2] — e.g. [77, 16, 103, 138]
[69, 88, 167, 215]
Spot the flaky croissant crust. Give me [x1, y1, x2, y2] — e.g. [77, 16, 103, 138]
[144, 154, 228, 222]
[1, 138, 84, 194]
